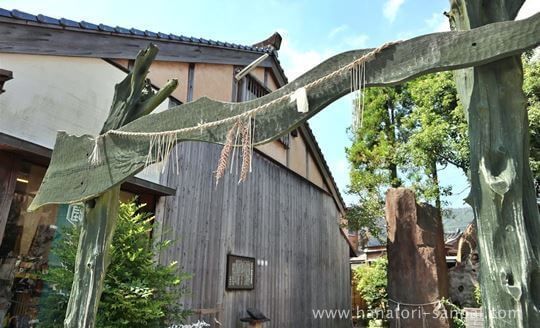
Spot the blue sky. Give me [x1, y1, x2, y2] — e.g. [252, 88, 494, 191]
[2, 0, 538, 207]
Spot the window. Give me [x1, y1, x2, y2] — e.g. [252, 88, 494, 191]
[236, 74, 269, 102]
[236, 74, 290, 148]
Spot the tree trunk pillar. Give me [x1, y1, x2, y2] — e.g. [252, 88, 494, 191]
[386, 188, 449, 328]
[450, 1, 540, 326]
[64, 188, 120, 328]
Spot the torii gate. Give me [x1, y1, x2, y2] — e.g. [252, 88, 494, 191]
[27, 1, 540, 327]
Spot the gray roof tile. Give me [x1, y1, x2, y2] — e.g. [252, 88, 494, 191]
[0, 8, 12, 17]
[60, 18, 80, 28]
[130, 28, 145, 36]
[98, 23, 115, 32]
[80, 20, 99, 30]
[11, 9, 37, 21]
[0, 7, 286, 82]
[114, 26, 131, 34]
[144, 30, 158, 37]
[0, 7, 275, 55]
[37, 14, 60, 25]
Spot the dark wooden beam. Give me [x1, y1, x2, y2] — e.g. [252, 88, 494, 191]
[0, 19, 287, 82]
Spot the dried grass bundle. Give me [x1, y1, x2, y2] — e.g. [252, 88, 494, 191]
[239, 118, 252, 183]
[215, 121, 240, 184]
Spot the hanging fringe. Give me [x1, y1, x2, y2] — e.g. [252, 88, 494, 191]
[351, 60, 366, 131]
[239, 117, 252, 183]
[89, 136, 103, 166]
[213, 117, 255, 185]
[143, 132, 178, 173]
[86, 41, 402, 181]
[215, 121, 240, 185]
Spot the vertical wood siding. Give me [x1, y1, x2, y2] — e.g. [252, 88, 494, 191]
[156, 142, 351, 328]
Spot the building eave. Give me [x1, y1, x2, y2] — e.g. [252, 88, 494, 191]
[299, 124, 346, 215]
[0, 8, 288, 86]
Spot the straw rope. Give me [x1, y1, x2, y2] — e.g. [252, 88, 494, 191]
[97, 40, 401, 139]
[89, 40, 402, 179]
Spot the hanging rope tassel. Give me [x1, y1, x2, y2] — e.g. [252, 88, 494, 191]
[86, 41, 401, 182]
[239, 117, 252, 183]
[89, 136, 103, 166]
[351, 60, 367, 131]
[215, 121, 240, 185]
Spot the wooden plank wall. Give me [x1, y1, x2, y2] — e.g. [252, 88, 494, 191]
[156, 142, 351, 328]
[0, 152, 18, 243]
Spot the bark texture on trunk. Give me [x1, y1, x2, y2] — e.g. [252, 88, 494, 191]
[64, 188, 119, 328]
[63, 44, 177, 328]
[450, 0, 540, 326]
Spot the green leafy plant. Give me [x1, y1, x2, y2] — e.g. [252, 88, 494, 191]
[474, 284, 482, 307]
[40, 200, 190, 327]
[346, 73, 468, 234]
[354, 257, 388, 311]
[441, 298, 466, 328]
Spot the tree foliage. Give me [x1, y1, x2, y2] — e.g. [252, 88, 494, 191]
[346, 86, 410, 234]
[40, 201, 190, 327]
[347, 55, 539, 239]
[346, 72, 468, 234]
[523, 56, 540, 196]
[353, 257, 388, 311]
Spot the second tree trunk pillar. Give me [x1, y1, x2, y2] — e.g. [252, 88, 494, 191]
[385, 188, 450, 328]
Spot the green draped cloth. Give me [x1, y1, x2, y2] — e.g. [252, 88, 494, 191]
[29, 13, 540, 210]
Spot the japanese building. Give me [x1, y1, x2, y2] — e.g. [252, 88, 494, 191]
[0, 8, 354, 327]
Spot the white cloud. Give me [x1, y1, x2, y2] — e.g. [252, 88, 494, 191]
[425, 12, 450, 32]
[383, 0, 405, 22]
[277, 34, 326, 80]
[517, 0, 540, 19]
[277, 29, 370, 80]
[277, 29, 339, 80]
[344, 34, 369, 48]
[328, 24, 348, 38]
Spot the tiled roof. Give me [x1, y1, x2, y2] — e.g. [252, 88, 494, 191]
[0, 8, 274, 54]
[444, 231, 463, 244]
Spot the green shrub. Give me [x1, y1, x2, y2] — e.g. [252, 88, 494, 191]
[474, 284, 482, 306]
[441, 298, 466, 328]
[354, 257, 388, 312]
[40, 201, 190, 327]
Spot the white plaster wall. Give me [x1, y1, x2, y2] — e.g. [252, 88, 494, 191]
[0, 53, 167, 184]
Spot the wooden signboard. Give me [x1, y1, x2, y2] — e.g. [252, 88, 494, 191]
[226, 254, 255, 290]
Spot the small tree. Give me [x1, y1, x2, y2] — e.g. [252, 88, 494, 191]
[40, 200, 190, 327]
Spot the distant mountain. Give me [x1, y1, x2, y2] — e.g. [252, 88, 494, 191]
[443, 207, 474, 233]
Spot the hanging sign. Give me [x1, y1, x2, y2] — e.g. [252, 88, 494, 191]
[226, 254, 255, 290]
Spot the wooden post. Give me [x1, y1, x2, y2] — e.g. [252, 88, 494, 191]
[449, 0, 540, 326]
[64, 188, 120, 327]
[63, 44, 177, 328]
[0, 154, 19, 323]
